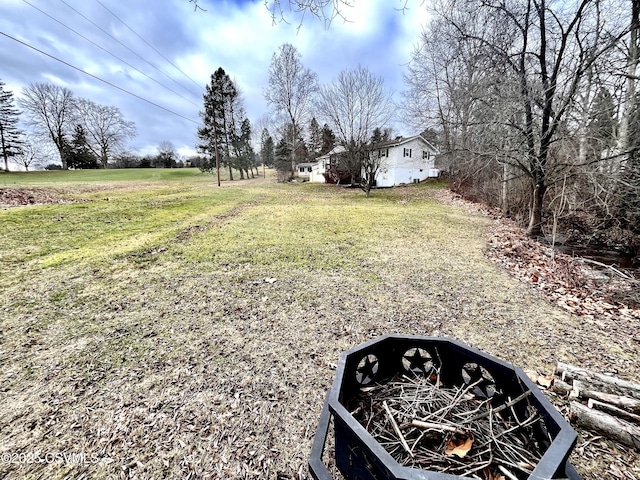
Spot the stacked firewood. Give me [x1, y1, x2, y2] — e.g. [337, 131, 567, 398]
[552, 362, 640, 450]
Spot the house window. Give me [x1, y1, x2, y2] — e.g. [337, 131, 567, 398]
[379, 149, 386, 157]
[403, 148, 412, 158]
[307, 167, 312, 172]
[423, 151, 430, 159]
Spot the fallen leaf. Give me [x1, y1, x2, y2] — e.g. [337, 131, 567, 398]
[444, 432, 474, 458]
[523, 369, 539, 383]
[537, 375, 553, 388]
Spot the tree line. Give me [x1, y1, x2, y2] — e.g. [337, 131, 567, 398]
[0, 80, 137, 171]
[198, 44, 396, 195]
[404, 0, 640, 241]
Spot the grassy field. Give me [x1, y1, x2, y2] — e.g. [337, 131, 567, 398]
[0, 169, 636, 479]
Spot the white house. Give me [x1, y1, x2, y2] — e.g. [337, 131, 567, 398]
[296, 162, 315, 179]
[308, 136, 439, 186]
[309, 145, 346, 183]
[373, 135, 439, 187]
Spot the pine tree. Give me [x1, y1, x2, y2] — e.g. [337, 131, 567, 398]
[198, 67, 244, 183]
[260, 129, 275, 167]
[307, 117, 322, 160]
[320, 123, 336, 155]
[0, 80, 24, 172]
[588, 87, 617, 162]
[67, 124, 98, 169]
[274, 136, 292, 182]
[198, 68, 227, 183]
[235, 117, 255, 178]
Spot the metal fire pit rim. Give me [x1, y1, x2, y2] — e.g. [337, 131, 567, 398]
[312, 334, 581, 480]
[308, 394, 584, 480]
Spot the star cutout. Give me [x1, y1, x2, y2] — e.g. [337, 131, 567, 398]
[403, 348, 432, 375]
[356, 355, 378, 385]
[462, 363, 496, 398]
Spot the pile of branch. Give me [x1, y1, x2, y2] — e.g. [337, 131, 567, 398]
[348, 374, 548, 480]
[552, 362, 640, 450]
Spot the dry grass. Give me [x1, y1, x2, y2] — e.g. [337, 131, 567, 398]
[0, 173, 638, 479]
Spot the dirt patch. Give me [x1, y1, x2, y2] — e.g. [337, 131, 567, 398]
[0, 187, 72, 207]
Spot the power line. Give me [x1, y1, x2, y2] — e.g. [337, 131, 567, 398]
[22, 0, 201, 108]
[0, 31, 200, 125]
[94, 0, 204, 93]
[58, 0, 203, 100]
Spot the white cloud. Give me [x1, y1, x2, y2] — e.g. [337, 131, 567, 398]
[0, 0, 430, 162]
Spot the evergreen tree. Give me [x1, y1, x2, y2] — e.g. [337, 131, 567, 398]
[0, 80, 24, 172]
[320, 123, 336, 155]
[235, 117, 256, 178]
[67, 124, 98, 169]
[284, 123, 307, 164]
[260, 128, 275, 167]
[198, 67, 242, 183]
[619, 93, 640, 233]
[307, 117, 322, 160]
[588, 87, 617, 161]
[274, 136, 292, 182]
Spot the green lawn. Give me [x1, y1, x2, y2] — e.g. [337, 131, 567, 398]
[0, 170, 634, 479]
[0, 167, 206, 185]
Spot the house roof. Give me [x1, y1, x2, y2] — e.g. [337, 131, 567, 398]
[315, 145, 347, 161]
[375, 134, 438, 153]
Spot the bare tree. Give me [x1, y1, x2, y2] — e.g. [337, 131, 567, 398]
[19, 83, 75, 170]
[410, 0, 626, 236]
[157, 140, 177, 168]
[264, 0, 354, 27]
[74, 98, 136, 169]
[264, 43, 318, 174]
[316, 65, 394, 195]
[13, 137, 51, 171]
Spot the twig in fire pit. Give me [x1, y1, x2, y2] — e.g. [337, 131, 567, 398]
[348, 372, 547, 479]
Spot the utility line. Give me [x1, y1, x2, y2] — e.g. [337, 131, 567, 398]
[0, 31, 200, 125]
[22, 0, 200, 108]
[58, 0, 203, 100]
[94, 0, 204, 93]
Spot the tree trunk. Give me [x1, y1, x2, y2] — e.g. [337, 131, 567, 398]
[501, 163, 510, 214]
[619, 0, 640, 164]
[228, 164, 233, 181]
[526, 180, 546, 237]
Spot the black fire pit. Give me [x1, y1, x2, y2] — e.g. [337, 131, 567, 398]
[309, 335, 582, 480]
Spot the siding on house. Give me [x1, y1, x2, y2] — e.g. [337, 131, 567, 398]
[296, 162, 314, 178]
[375, 136, 438, 187]
[307, 136, 438, 186]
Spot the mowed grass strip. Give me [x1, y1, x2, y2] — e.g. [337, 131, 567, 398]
[0, 172, 254, 276]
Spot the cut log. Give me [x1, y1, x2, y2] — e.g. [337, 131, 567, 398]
[550, 378, 572, 396]
[570, 401, 640, 450]
[572, 379, 640, 415]
[587, 399, 640, 425]
[556, 362, 640, 400]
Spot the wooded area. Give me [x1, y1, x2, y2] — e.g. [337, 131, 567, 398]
[405, 0, 640, 253]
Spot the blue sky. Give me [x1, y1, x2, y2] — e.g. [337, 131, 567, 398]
[0, 0, 430, 164]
